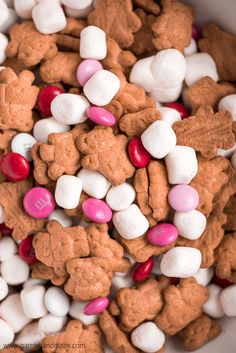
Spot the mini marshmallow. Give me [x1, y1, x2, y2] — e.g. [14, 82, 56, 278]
[23, 278, 47, 289]
[129, 56, 157, 93]
[83, 69, 120, 106]
[218, 94, 236, 121]
[4, 0, 14, 7]
[217, 142, 236, 158]
[55, 175, 82, 209]
[185, 53, 219, 87]
[150, 84, 182, 103]
[113, 204, 149, 240]
[141, 120, 177, 159]
[48, 209, 73, 227]
[20, 285, 47, 319]
[0, 318, 14, 345]
[11, 133, 37, 161]
[80, 25, 107, 60]
[15, 322, 45, 349]
[62, 0, 93, 9]
[106, 183, 135, 211]
[32, 1, 66, 34]
[33, 117, 70, 143]
[0, 8, 18, 33]
[158, 107, 181, 126]
[0, 0, 9, 26]
[0, 276, 8, 301]
[231, 151, 236, 170]
[0, 293, 31, 333]
[64, 3, 93, 18]
[184, 38, 198, 56]
[77, 169, 111, 199]
[14, 0, 36, 19]
[69, 301, 98, 325]
[150, 49, 186, 88]
[131, 322, 165, 353]
[44, 287, 70, 317]
[193, 267, 214, 287]
[38, 314, 67, 335]
[160, 247, 202, 278]
[220, 285, 236, 316]
[0, 236, 17, 261]
[111, 274, 133, 296]
[0, 204, 4, 223]
[0, 33, 8, 64]
[1, 255, 29, 285]
[203, 284, 224, 318]
[165, 145, 198, 184]
[173, 210, 207, 240]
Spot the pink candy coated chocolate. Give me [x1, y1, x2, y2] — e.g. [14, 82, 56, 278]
[84, 297, 109, 315]
[23, 187, 55, 219]
[77, 59, 103, 86]
[147, 223, 178, 246]
[192, 24, 202, 41]
[87, 106, 116, 126]
[82, 198, 112, 223]
[168, 184, 199, 212]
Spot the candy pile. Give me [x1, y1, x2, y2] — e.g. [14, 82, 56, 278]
[0, 0, 236, 352]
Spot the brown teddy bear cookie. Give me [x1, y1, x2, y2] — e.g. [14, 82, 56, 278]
[55, 17, 87, 52]
[215, 232, 236, 284]
[0, 129, 17, 157]
[224, 194, 236, 232]
[31, 262, 68, 286]
[132, 0, 161, 15]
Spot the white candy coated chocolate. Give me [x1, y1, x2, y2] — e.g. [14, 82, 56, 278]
[11, 133, 37, 161]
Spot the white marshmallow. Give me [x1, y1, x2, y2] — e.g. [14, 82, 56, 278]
[0, 318, 14, 346]
[165, 145, 198, 184]
[62, 0, 93, 9]
[77, 169, 111, 199]
[231, 150, 236, 170]
[55, 175, 82, 209]
[218, 94, 236, 121]
[141, 120, 176, 159]
[14, 0, 35, 19]
[69, 301, 98, 325]
[106, 183, 135, 211]
[84, 69, 120, 106]
[150, 83, 182, 103]
[20, 285, 47, 319]
[0, 204, 4, 223]
[150, 49, 186, 88]
[203, 284, 224, 318]
[1, 255, 29, 285]
[4, 0, 14, 7]
[160, 247, 202, 278]
[158, 107, 181, 126]
[111, 274, 133, 296]
[0, 276, 8, 301]
[0, 236, 17, 261]
[0, 0, 9, 26]
[185, 53, 219, 87]
[33, 117, 70, 143]
[23, 278, 47, 289]
[129, 56, 157, 93]
[64, 3, 93, 18]
[38, 314, 67, 335]
[11, 133, 37, 161]
[80, 25, 107, 60]
[48, 209, 72, 227]
[103, 342, 114, 353]
[32, 1, 66, 34]
[217, 142, 236, 158]
[131, 322, 165, 353]
[113, 204, 149, 240]
[184, 38, 198, 56]
[220, 285, 236, 316]
[193, 267, 214, 287]
[15, 322, 45, 350]
[51, 93, 90, 125]
[0, 8, 18, 33]
[0, 293, 31, 333]
[173, 210, 207, 240]
[0, 33, 8, 64]
[44, 287, 70, 317]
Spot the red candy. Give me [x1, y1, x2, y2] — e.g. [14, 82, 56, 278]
[0, 223, 12, 236]
[165, 102, 189, 119]
[37, 85, 64, 117]
[18, 234, 37, 265]
[212, 275, 232, 288]
[192, 24, 202, 41]
[0, 152, 30, 182]
[128, 137, 150, 168]
[132, 258, 154, 282]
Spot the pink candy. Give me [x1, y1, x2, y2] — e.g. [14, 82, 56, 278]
[23, 187, 55, 219]
[192, 24, 202, 41]
[82, 198, 112, 223]
[168, 184, 199, 212]
[77, 59, 103, 86]
[87, 106, 116, 126]
[84, 297, 109, 315]
[147, 223, 178, 246]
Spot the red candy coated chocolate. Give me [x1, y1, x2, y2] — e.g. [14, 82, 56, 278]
[212, 275, 232, 288]
[37, 85, 64, 117]
[128, 137, 150, 168]
[18, 234, 38, 265]
[0, 223, 12, 236]
[165, 102, 189, 119]
[132, 258, 154, 282]
[0, 152, 30, 182]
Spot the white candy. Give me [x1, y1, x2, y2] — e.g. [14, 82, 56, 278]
[231, 151, 236, 170]
[14, 0, 35, 19]
[220, 285, 236, 316]
[0, 318, 14, 346]
[55, 175, 82, 209]
[0, 33, 8, 64]
[0, 0, 9, 26]
[45, 287, 70, 317]
[141, 120, 176, 159]
[1, 255, 29, 285]
[184, 38, 198, 56]
[0, 204, 4, 223]
[15, 322, 45, 349]
[131, 322, 165, 353]
[113, 204, 149, 240]
[218, 94, 236, 121]
[160, 247, 202, 278]
[62, 0, 93, 9]
[64, 3, 93, 18]
[80, 25, 107, 60]
[150, 83, 182, 103]
[185, 53, 219, 87]
[0, 293, 31, 333]
[217, 142, 236, 158]
[4, 0, 14, 7]
[0, 8, 18, 33]
[69, 301, 98, 325]
[165, 145, 198, 184]
[38, 314, 67, 335]
[111, 274, 133, 296]
[20, 285, 47, 319]
[84, 69, 120, 106]
[193, 267, 214, 287]
[48, 209, 73, 227]
[203, 284, 224, 318]
[23, 278, 47, 289]
[0, 276, 8, 301]
[173, 210, 207, 240]
[158, 107, 181, 126]
[11, 133, 37, 161]
[106, 183, 135, 211]
[32, 1, 66, 34]
[0, 236, 17, 261]
[33, 117, 70, 143]
[129, 56, 157, 93]
[77, 169, 111, 199]
[51, 93, 90, 125]
[150, 49, 186, 88]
